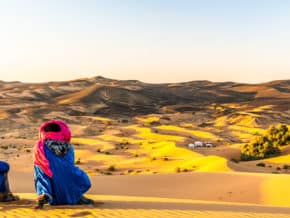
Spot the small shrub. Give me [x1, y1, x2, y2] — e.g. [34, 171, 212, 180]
[107, 165, 116, 171]
[283, 165, 290, 170]
[97, 148, 101, 153]
[127, 169, 134, 173]
[75, 158, 81, 165]
[162, 116, 171, 121]
[272, 171, 280, 174]
[150, 121, 161, 126]
[175, 167, 181, 173]
[105, 151, 111, 155]
[256, 162, 266, 167]
[276, 167, 281, 171]
[230, 158, 239, 163]
[163, 156, 169, 161]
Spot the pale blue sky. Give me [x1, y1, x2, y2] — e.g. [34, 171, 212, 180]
[0, 0, 289, 83]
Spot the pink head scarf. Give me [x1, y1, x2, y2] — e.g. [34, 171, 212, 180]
[33, 120, 71, 177]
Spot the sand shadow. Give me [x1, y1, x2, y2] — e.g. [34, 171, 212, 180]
[2, 198, 290, 215]
[0, 199, 104, 212]
[98, 200, 290, 214]
[69, 211, 93, 217]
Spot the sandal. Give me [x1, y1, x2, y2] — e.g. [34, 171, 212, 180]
[77, 196, 95, 205]
[34, 194, 50, 209]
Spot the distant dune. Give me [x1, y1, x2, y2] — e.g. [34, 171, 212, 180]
[0, 76, 289, 117]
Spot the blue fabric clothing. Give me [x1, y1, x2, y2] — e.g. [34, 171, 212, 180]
[0, 161, 9, 192]
[34, 145, 91, 205]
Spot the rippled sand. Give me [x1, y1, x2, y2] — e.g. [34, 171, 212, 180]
[2, 194, 290, 218]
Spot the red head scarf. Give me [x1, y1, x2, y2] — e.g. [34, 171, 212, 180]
[33, 120, 71, 177]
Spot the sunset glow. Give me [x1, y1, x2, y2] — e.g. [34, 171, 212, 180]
[0, 0, 289, 83]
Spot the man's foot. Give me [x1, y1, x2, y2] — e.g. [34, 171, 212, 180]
[0, 192, 20, 202]
[78, 196, 95, 205]
[35, 194, 50, 209]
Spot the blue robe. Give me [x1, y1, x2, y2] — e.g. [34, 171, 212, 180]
[0, 161, 9, 192]
[34, 145, 91, 205]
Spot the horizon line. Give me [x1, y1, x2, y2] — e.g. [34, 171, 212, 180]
[0, 75, 289, 85]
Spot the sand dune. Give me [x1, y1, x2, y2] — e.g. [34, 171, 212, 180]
[0, 77, 289, 217]
[8, 165, 290, 207]
[2, 194, 290, 217]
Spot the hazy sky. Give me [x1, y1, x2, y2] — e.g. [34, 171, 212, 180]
[0, 0, 290, 83]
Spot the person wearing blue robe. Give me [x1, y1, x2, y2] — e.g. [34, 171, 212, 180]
[0, 161, 19, 202]
[34, 120, 94, 208]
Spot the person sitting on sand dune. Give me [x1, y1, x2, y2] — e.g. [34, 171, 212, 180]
[0, 161, 19, 202]
[33, 119, 94, 208]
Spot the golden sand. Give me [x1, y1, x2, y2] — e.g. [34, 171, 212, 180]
[2, 194, 290, 218]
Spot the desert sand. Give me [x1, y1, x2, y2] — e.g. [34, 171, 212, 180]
[1, 171, 290, 217]
[2, 194, 290, 218]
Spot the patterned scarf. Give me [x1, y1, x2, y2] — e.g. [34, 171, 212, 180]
[34, 120, 72, 177]
[45, 139, 71, 157]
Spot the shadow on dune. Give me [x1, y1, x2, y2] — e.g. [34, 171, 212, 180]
[0, 199, 103, 212]
[2, 198, 290, 215]
[0, 199, 35, 211]
[99, 200, 290, 214]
